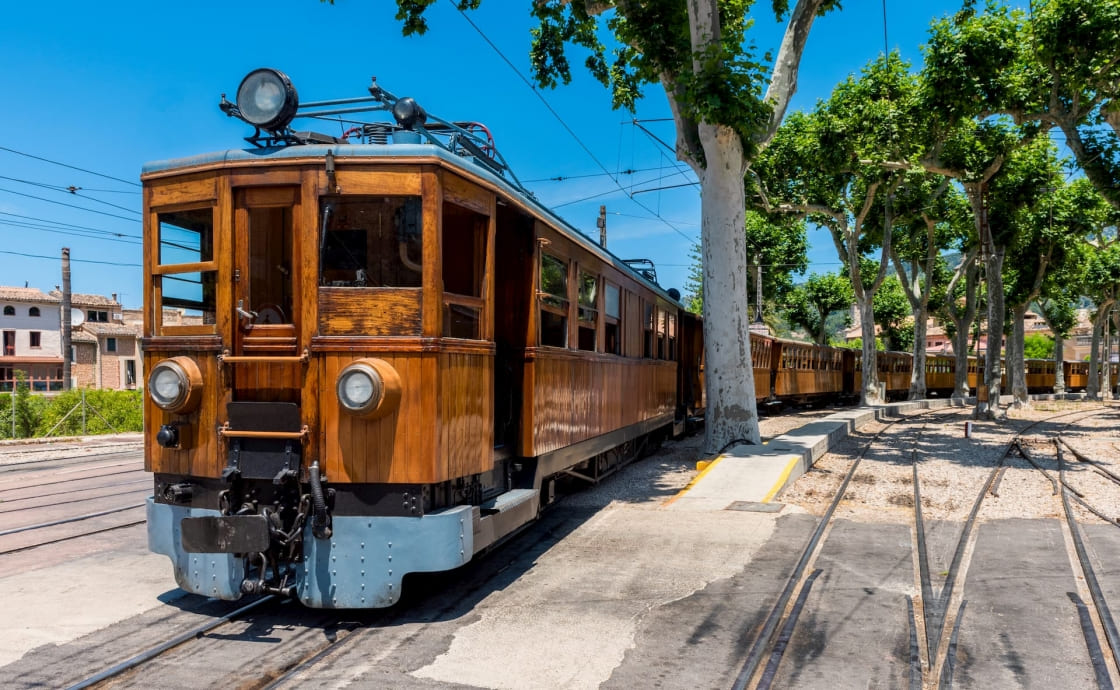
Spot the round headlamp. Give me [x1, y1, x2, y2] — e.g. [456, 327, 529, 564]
[336, 358, 401, 419]
[148, 357, 203, 414]
[236, 68, 299, 131]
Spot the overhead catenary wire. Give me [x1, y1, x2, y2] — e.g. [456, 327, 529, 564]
[0, 186, 141, 224]
[0, 248, 139, 267]
[447, 1, 698, 246]
[0, 145, 140, 188]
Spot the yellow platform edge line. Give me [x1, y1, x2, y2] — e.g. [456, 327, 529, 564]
[761, 455, 803, 503]
[662, 454, 725, 507]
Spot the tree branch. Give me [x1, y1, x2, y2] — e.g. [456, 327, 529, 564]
[759, 0, 827, 150]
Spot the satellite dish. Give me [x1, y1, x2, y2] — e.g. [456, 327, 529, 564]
[70, 308, 85, 326]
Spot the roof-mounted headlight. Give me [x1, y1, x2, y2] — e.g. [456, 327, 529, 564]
[148, 357, 203, 414]
[336, 358, 401, 419]
[235, 68, 299, 131]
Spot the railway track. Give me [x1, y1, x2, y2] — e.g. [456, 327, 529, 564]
[0, 448, 147, 556]
[736, 403, 1120, 689]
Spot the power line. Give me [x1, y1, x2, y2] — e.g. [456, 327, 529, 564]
[0, 174, 141, 216]
[0, 145, 140, 188]
[447, 2, 698, 245]
[0, 220, 142, 246]
[0, 248, 140, 267]
[0, 187, 141, 224]
[0, 211, 141, 239]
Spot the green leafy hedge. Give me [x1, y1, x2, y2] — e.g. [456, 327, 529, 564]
[0, 386, 142, 439]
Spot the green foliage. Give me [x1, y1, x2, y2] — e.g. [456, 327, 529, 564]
[684, 244, 704, 315]
[1023, 333, 1054, 359]
[684, 209, 808, 316]
[785, 272, 854, 345]
[35, 390, 144, 437]
[0, 387, 142, 439]
[922, 0, 1120, 209]
[872, 275, 913, 351]
[843, 337, 885, 352]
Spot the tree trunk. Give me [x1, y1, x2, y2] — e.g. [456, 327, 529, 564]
[1053, 331, 1065, 394]
[1088, 304, 1107, 399]
[950, 257, 979, 400]
[910, 312, 927, 400]
[1009, 304, 1029, 407]
[858, 298, 880, 404]
[980, 246, 1006, 418]
[698, 124, 760, 452]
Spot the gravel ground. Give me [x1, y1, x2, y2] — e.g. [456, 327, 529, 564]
[779, 401, 1120, 527]
[0, 433, 142, 466]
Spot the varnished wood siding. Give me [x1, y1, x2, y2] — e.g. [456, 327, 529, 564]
[143, 344, 226, 477]
[319, 348, 493, 484]
[318, 288, 422, 336]
[524, 351, 676, 456]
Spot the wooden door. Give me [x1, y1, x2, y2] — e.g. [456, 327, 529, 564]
[231, 187, 302, 401]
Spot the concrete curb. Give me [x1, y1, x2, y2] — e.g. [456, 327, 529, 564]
[666, 392, 1090, 512]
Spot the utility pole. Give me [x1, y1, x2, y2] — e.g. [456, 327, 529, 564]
[61, 248, 72, 391]
[597, 205, 607, 249]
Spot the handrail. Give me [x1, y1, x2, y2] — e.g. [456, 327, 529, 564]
[218, 423, 309, 441]
[217, 348, 309, 365]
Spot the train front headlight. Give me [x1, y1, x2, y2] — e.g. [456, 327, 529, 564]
[148, 357, 203, 414]
[336, 359, 401, 419]
[235, 68, 299, 131]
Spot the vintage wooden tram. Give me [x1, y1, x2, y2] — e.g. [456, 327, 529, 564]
[143, 69, 704, 608]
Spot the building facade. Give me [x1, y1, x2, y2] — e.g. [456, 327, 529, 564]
[0, 287, 65, 391]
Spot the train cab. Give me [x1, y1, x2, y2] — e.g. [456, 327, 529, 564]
[143, 69, 697, 608]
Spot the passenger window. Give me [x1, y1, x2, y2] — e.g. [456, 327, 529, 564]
[442, 202, 488, 339]
[643, 304, 655, 359]
[157, 207, 216, 324]
[320, 196, 422, 288]
[604, 282, 620, 355]
[577, 271, 597, 351]
[539, 253, 568, 348]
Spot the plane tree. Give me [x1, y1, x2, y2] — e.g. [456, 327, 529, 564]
[389, 0, 840, 451]
[923, 0, 1120, 211]
[1002, 154, 1094, 407]
[755, 53, 922, 404]
[785, 272, 853, 346]
[878, 176, 969, 398]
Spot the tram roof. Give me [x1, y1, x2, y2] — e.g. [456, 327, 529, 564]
[143, 143, 685, 307]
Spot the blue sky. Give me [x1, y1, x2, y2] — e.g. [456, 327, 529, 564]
[0, 0, 972, 308]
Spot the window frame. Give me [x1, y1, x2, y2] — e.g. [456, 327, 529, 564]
[538, 251, 570, 349]
[153, 203, 219, 335]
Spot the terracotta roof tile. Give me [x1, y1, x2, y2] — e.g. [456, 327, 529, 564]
[0, 287, 58, 303]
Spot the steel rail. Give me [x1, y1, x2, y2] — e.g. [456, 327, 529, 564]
[0, 503, 145, 537]
[1059, 441, 1120, 683]
[0, 466, 144, 493]
[0, 478, 149, 510]
[0, 519, 146, 556]
[1068, 591, 1114, 690]
[925, 405, 1114, 682]
[0, 448, 142, 472]
[66, 596, 277, 690]
[731, 405, 965, 690]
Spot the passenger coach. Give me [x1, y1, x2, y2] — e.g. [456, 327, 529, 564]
[143, 69, 703, 608]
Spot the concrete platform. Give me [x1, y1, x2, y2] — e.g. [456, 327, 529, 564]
[666, 394, 1087, 512]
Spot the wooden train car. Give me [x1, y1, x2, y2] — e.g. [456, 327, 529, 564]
[143, 69, 702, 608]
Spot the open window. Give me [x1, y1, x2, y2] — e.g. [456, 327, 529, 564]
[577, 271, 597, 351]
[539, 253, 568, 348]
[155, 207, 216, 329]
[643, 303, 655, 358]
[604, 282, 621, 355]
[442, 202, 488, 339]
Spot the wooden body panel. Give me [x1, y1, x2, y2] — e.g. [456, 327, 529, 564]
[143, 338, 226, 477]
[523, 350, 676, 457]
[750, 334, 773, 400]
[318, 288, 422, 336]
[318, 345, 494, 484]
